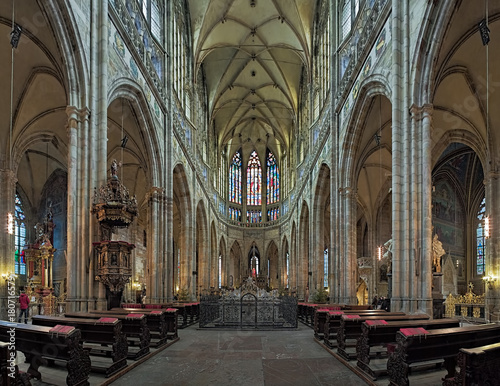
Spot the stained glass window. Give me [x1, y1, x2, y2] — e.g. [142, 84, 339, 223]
[229, 150, 242, 204]
[218, 254, 222, 288]
[341, 0, 351, 39]
[286, 251, 289, 288]
[247, 210, 262, 223]
[14, 194, 26, 275]
[267, 208, 279, 221]
[266, 151, 279, 205]
[477, 197, 486, 275]
[324, 247, 328, 288]
[229, 207, 241, 221]
[247, 150, 262, 206]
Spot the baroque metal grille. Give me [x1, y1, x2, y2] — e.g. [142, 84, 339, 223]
[199, 278, 297, 329]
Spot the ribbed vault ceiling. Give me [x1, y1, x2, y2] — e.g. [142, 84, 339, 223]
[188, 0, 316, 159]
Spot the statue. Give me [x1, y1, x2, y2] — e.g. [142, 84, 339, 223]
[110, 159, 119, 178]
[383, 238, 392, 273]
[432, 234, 445, 273]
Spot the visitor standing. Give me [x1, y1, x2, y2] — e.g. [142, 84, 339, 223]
[18, 289, 30, 323]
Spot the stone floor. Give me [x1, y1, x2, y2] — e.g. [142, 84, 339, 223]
[18, 323, 449, 386]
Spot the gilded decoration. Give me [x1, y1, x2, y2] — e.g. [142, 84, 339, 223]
[445, 282, 485, 320]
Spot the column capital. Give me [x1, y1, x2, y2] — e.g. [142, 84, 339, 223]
[66, 106, 91, 129]
[147, 187, 165, 203]
[0, 168, 17, 186]
[409, 103, 433, 121]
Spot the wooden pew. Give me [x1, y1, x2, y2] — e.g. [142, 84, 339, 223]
[107, 308, 170, 347]
[324, 310, 402, 348]
[65, 312, 150, 360]
[0, 341, 31, 386]
[313, 306, 343, 339]
[0, 321, 91, 386]
[32, 315, 128, 377]
[387, 323, 500, 386]
[337, 314, 430, 360]
[356, 318, 460, 379]
[448, 342, 500, 386]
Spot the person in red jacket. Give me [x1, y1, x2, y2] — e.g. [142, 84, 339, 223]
[18, 289, 30, 323]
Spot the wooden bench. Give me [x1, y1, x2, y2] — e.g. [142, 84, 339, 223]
[0, 341, 31, 386]
[447, 342, 500, 386]
[0, 321, 91, 386]
[337, 314, 430, 360]
[32, 315, 128, 377]
[65, 312, 150, 360]
[387, 323, 500, 386]
[356, 318, 460, 379]
[324, 310, 402, 348]
[313, 306, 344, 339]
[106, 308, 170, 347]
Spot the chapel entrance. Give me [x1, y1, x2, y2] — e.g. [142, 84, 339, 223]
[241, 293, 257, 327]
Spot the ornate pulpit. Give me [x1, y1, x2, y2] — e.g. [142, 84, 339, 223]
[92, 160, 137, 299]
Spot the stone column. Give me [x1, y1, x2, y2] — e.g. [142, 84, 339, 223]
[485, 172, 500, 321]
[391, 0, 408, 313]
[65, 106, 89, 312]
[338, 187, 357, 305]
[0, 169, 16, 320]
[146, 187, 163, 304]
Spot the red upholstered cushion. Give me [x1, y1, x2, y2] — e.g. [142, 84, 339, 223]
[49, 325, 75, 335]
[126, 313, 144, 318]
[97, 317, 118, 324]
[400, 327, 429, 337]
[329, 311, 344, 315]
[365, 320, 388, 326]
[166, 308, 178, 312]
[145, 304, 162, 309]
[149, 310, 162, 315]
[317, 308, 330, 312]
[343, 314, 360, 320]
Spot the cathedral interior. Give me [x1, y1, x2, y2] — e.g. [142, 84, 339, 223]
[1, 0, 500, 323]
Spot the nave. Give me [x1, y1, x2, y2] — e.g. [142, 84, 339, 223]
[16, 322, 451, 386]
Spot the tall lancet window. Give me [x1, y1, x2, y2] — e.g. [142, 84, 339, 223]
[476, 197, 486, 275]
[247, 150, 262, 206]
[266, 151, 279, 204]
[14, 194, 26, 275]
[229, 150, 242, 204]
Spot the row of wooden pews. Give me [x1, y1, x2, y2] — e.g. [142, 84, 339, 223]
[0, 321, 91, 386]
[125, 302, 200, 329]
[313, 306, 500, 385]
[0, 307, 181, 385]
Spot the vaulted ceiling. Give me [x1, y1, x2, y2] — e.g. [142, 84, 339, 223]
[187, 0, 316, 160]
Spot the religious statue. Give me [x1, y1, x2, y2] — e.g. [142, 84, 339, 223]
[383, 238, 393, 273]
[110, 159, 119, 178]
[432, 234, 445, 273]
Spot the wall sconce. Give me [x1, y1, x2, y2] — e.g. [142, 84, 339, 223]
[483, 274, 496, 289]
[484, 216, 490, 239]
[2, 272, 17, 281]
[7, 212, 14, 235]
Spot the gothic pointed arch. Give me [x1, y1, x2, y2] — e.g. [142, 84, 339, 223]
[247, 150, 262, 207]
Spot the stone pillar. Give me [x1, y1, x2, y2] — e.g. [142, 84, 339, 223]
[485, 172, 500, 321]
[147, 187, 164, 304]
[65, 106, 89, 312]
[0, 169, 16, 320]
[391, 0, 411, 313]
[338, 187, 357, 305]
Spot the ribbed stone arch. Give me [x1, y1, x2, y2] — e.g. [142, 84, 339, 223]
[195, 200, 209, 295]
